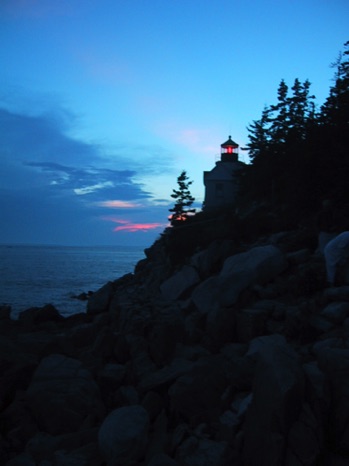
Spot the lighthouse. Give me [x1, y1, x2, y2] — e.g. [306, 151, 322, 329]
[203, 136, 244, 210]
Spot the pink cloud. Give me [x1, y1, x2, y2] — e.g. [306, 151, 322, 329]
[102, 216, 166, 233]
[96, 200, 142, 209]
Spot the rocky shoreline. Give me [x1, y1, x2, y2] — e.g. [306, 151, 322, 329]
[1, 224, 349, 465]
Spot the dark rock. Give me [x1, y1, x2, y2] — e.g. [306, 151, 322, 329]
[321, 301, 349, 323]
[0, 304, 11, 320]
[148, 309, 184, 367]
[139, 357, 195, 392]
[286, 248, 311, 265]
[98, 405, 149, 465]
[317, 348, 349, 452]
[168, 355, 228, 424]
[218, 410, 240, 443]
[192, 245, 287, 313]
[236, 308, 268, 343]
[65, 322, 103, 349]
[18, 304, 64, 326]
[175, 436, 228, 466]
[71, 291, 93, 301]
[52, 442, 102, 465]
[148, 452, 178, 465]
[243, 335, 304, 466]
[141, 391, 164, 422]
[189, 240, 235, 278]
[302, 362, 329, 451]
[97, 363, 126, 405]
[285, 403, 321, 465]
[4, 453, 36, 465]
[86, 281, 115, 314]
[323, 286, 349, 301]
[26, 429, 98, 463]
[26, 354, 104, 435]
[160, 265, 200, 300]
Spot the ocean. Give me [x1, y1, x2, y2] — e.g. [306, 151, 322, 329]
[0, 244, 146, 318]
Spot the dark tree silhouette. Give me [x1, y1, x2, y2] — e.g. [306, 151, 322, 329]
[169, 171, 196, 226]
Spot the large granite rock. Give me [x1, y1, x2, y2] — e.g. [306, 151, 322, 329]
[317, 348, 349, 452]
[192, 245, 287, 313]
[168, 355, 228, 424]
[87, 281, 115, 314]
[190, 240, 235, 278]
[98, 405, 149, 465]
[243, 335, 305, 466]
[26, 354, 104, 435]
[175, 437, 228, 466]
[160, 265, 200, 300]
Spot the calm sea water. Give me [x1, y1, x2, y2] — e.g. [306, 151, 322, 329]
[0, 245, 145, 318]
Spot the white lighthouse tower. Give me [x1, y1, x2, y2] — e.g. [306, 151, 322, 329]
[203, 136, 244, 210]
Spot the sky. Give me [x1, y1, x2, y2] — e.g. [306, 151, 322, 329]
[1, 0, 348, 247]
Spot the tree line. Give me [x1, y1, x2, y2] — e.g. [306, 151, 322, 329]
[239, 41, 349, 225]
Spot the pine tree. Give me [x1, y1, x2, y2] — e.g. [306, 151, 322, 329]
[321, 41, 349, 132]
[269, 79, 289, 147]
[246, 106, 271, 162]
[169, 171, 196, 225]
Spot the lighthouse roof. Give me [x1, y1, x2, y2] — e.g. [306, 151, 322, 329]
[221, 135, 239, 148]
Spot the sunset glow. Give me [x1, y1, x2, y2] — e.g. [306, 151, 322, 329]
[103, 217, 165, 233]
[96, 200, 142, 209]
[1, 0, 348, 246]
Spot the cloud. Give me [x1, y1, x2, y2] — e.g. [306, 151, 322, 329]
[103, 217, 167, 233]
[95, 200, 143, 209]
[0, 104, 170, 245]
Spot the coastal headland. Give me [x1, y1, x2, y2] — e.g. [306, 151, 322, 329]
[1, 207, 349, 465]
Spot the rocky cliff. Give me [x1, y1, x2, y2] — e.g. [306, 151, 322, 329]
[1, 215, 349, 465]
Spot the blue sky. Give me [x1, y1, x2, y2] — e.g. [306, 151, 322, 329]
[1, 0, 348, 246]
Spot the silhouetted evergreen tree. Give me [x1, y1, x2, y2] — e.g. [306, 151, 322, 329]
[169, 171, 196, 226]
[241, 40, 349, 227]
[246, 106, 270, 163]
[245, 78, 316, 208]
[315, 41, 349, 208]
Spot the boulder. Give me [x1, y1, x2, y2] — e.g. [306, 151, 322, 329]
[52, 442, 102, 465]
[192, 245, 286, 313]
[18, 304, 64, 326]
[0, 304, 11, 320]
[317, 348, 349, 452]
[87, 281, 114, 314]
[320, 301, 349, 324]
[219, 245, 287, 306]
[175, 436, 228, 466]
[26, 429, 98, 463]
[285, 403, 321, 465]
[190, 240, 235, 278]
[139, 357, 196, 392]
[168, 355, 228, 424]
[243, 335, 304, 466]
[302, 361, 330, 436]
[98, 405, 149, 465]
[148, 452, 178, 465]
[191, 276, 221, 315]
[160, 265, 200, 300]
[148, 309, 184, 367]
[236, 308, 269, 343]
[26, 354, 104, 435]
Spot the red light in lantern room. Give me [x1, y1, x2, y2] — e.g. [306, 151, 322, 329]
[227, 146, 233, 153]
